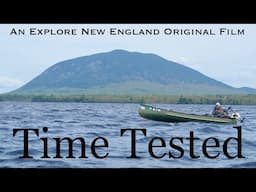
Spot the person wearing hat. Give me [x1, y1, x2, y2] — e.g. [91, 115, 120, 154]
[212, 102, 229, 117]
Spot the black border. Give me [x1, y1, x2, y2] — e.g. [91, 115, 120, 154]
[1, 5, 256, 24]
[1, 9, 255, 184]
[0, 168, 255, 183]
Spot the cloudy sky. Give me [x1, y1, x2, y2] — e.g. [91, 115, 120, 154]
[0, 24, 255, 93]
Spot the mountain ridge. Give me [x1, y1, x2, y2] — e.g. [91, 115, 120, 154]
[12, 49, 256, 95]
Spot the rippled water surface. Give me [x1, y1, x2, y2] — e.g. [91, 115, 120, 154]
[0, 102, 255, 168]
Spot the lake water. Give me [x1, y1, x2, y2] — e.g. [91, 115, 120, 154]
[0, 102, 255, 168]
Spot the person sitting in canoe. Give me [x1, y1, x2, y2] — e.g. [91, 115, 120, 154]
[212, 102, 229, 118]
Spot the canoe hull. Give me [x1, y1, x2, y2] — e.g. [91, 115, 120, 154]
[138, 104, 237, 123]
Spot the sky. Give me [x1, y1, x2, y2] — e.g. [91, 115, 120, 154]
[0, 24, 256, 93]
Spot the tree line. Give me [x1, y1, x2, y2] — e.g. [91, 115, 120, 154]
[0, 94, 256, 104]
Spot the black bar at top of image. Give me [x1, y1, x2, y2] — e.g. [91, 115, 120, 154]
[0, 4, 256, 23]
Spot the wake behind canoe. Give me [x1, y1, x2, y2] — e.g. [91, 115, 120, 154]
[138, 104, 237, 123]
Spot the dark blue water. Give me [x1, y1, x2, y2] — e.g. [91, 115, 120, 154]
[0, 102, 255, 168]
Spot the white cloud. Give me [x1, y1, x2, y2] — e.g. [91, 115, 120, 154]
[0, 76, 23, 93]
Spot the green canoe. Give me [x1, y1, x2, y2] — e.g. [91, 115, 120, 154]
[138, 104, 238, 123]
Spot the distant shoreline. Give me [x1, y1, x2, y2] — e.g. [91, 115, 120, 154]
[1, 94, 256, 105]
